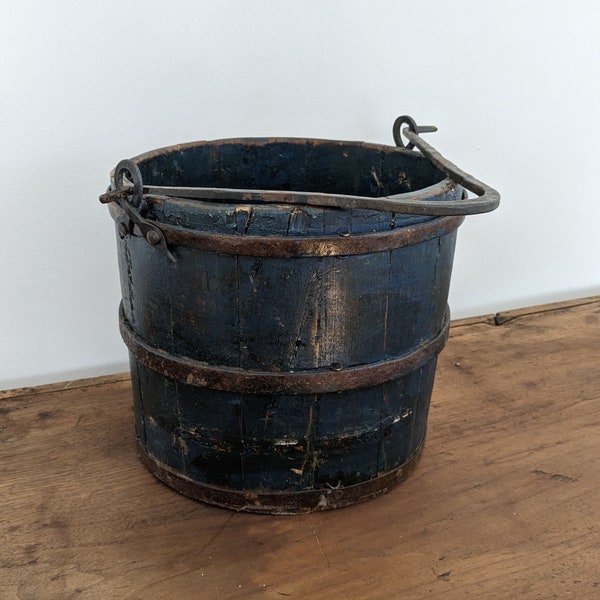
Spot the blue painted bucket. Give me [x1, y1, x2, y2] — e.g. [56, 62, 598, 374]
[102, 120, 498, 513]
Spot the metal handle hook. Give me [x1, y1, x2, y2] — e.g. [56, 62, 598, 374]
[392, 115, 437, 149]
[392, 116, 500, 215]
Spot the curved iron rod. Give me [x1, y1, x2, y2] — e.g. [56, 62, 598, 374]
[402, 128, 500, 215]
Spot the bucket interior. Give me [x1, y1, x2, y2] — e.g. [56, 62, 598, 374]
[136, 139, 447, 198]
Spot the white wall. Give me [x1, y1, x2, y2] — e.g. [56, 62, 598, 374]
[1, 1, 599, 390]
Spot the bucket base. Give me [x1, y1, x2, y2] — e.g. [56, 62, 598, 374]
[137, 440, 424, 514]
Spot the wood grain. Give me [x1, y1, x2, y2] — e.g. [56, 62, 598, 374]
[1, 298, 599, 599]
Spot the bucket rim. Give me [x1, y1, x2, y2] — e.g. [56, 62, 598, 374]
[127, 136, 426, 167]
[109, 137, 459, 218]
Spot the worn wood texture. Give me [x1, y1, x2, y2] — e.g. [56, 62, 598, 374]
[120, 181, 458, 500]
[1, 298, 599, 599]
[112, 137, 463, 503]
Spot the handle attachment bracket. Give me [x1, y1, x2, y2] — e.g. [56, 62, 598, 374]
[99, 160, 176, 262]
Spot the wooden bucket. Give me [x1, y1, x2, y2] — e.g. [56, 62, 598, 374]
[101, 118, 499, 513]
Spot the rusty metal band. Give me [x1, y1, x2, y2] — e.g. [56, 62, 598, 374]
[119, 305, 450, 394]
[137, 438, 424, 514]
[109, 202, 463, 258]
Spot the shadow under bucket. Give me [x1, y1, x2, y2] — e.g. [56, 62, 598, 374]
[100, 116, 499, 513]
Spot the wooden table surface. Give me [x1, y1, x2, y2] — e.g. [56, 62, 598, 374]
[1, 298, 599, 599]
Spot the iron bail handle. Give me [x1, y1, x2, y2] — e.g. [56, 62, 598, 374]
[100, 117, 499, 240]
[392, 115, 500, 216]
